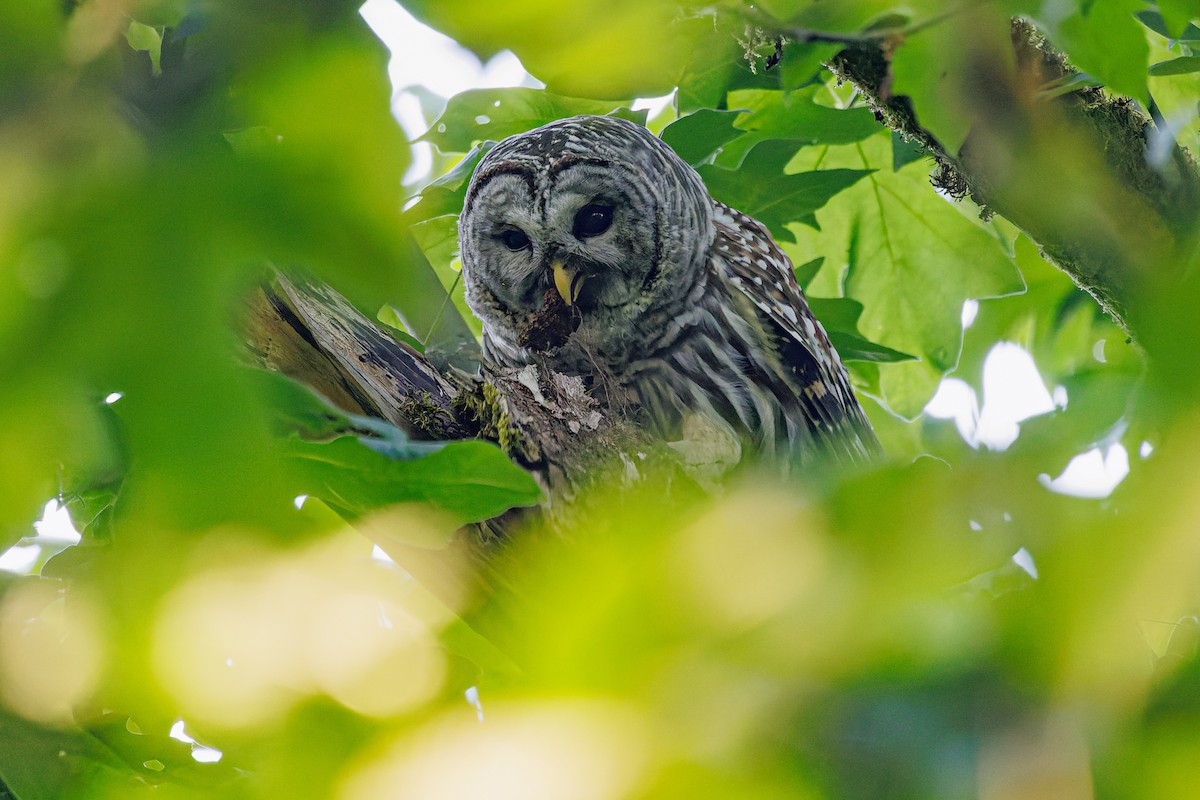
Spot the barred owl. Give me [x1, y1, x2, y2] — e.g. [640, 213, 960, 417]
[459, 114, 878, 471]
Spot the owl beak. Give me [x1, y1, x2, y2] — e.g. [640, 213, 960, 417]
[551, 260, 586, 306]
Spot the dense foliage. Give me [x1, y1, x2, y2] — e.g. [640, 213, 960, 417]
[2, 0, 1200, 797]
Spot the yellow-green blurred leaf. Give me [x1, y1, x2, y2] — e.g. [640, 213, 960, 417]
[402, 0, 706, 98]
[1054, 0, 1151, 104]
[125, 21, 163, 76]
[421, 88, 643, 153]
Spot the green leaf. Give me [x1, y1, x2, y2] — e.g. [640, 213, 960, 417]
[660, 109, 744, 166]
[808, 297, 916, 362]
[792, 134, 1023, 418]
[697, 140, 873, 242]
[953, 235, 1138, 465]
[794, 256, 825, 287]
[349, 414, 448, 460]
[255, 366, 355, 443]
[891, 131, 928, 171]
[221, 126, 275, 154]
[889, 4, 1015, 156]
[403, 143, 493, 225]
[124, 21, 162, 76]
[753, 0, 911, 32]
[807, 295, 866, 331]
[1034, 72, 1103, 101]
[402, 186, 465, 225]
[287, 435, 542, 525]
[82, 712, 238, 789]
[727, 88, 883, 143]
[410, 216, 460, 283]
[1137, 8, 1200, 40]
[235, 40, 414, 291]
[889, 29, 968, 155]
[420, 89, 644, 153]
[40, 544, 104, 581]
[780, 41, 842, 89]
[440, 617, 523, 681]
[1150, 55, 1200, 75]
[427, 142, 491, 191]
[400, 0, 708, 98]
[376, 306, 427, 352]
[61, 488, 116, 541]
[408, 215, 479, 339]
[677, 39, 741, 114]
[829, 331, 917, 362]
[675, 9, 802, 113]
[1010, 369, 1136, 464]
[952, 234, 1079, 388]
[0, 705, 136, 799]
[388, 236, 480, 374]
[716, 87, 880, 167]
[1053, 1, 1150, 103]
[1156, 0, 1200, 39]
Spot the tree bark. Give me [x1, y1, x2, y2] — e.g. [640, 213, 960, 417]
[243, 271, 695, 612]
[244, 272, 473, 440]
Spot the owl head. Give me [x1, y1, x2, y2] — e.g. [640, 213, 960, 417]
[458, 115, 715, 372]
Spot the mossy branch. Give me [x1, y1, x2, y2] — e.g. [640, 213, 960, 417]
[244, 270, 699, 614]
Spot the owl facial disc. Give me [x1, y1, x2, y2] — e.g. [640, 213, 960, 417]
[459, 114, 716, 370]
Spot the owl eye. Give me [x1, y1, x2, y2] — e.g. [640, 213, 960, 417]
[501, 229, 531, 251]
[573, 204, 613, 238]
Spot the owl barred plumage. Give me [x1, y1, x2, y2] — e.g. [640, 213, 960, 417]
[459, 114, 879, 471]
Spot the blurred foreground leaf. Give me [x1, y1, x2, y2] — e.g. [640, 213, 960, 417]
[0, 706, 139, 800]
[124, 21, 163, 76]
[1051, 0, 1150, 104]
[420, 88, 644, 153]
[4, 1, 1199, 798]
[400, 0, 711, 98]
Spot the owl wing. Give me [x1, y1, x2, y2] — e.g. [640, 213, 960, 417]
[710, 201, 880, 462]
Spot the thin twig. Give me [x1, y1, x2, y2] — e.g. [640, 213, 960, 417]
[424, 268, 463, 347]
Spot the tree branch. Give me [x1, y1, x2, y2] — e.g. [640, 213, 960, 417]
[243, 270, 698, 616]
[825, 19, 1200, 342]
[245, 272, 474, 440]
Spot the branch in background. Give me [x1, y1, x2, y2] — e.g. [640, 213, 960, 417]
[824, 18, 1200, 342]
